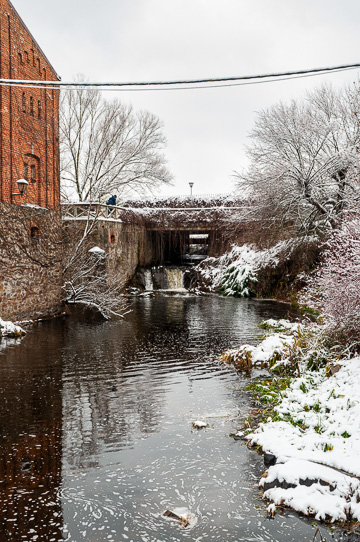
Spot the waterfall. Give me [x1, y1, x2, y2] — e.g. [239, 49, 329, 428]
[165, 268, 184, 290]
[143, 269, 154, 291]
[138, 266, 187, 291]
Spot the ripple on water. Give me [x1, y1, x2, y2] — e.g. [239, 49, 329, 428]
[0, 297, 338, 541]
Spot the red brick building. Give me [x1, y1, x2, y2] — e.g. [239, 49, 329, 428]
[0, 0, 60, 209]
[0, 0, 62, 321]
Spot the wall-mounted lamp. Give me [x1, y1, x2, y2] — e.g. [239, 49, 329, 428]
[12, 179, 29, 197]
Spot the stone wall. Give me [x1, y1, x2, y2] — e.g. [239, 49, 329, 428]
[90, 220, 154, 287]
[0, 204, 63, 321]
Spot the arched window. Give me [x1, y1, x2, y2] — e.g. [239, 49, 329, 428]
[22, 92, 26, 113]
[110, 233, 116, 244]
[31, 164, 36, 182]
[30, 96, 34, 116]
[38, 100, 42, 119]
[24, 162, 29, 180]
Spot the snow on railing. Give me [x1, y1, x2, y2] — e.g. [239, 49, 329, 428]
[61, 199, 245, 222]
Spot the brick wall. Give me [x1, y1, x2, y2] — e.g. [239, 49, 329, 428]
[0, 0, 60, 209]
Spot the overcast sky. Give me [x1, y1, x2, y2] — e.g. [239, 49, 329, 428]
[13, 0, 360, 197]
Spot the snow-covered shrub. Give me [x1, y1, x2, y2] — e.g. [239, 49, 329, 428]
[195, 242, 290, 296]
[303, 214, 360, 348]
[219, 260, 258, 297]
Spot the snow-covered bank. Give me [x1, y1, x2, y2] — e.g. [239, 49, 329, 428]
[0, 318, 25, 337]
[194, 243, 281, 296]
[193, 239, 318, 299]
[238, 320, 360, 523]
[221, 319, 302, 370]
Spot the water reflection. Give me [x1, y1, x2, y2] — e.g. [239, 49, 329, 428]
[0, 328, 63, 541]
[0, 297, 350, 541]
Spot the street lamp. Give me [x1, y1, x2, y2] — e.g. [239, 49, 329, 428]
[189, 182, 194, 197]
[12, 179, 29, 197]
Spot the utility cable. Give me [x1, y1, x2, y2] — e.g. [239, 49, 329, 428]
[0, 63, 358, 91]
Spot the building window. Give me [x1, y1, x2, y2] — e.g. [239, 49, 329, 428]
[37, 58, 40, 74]
[30, 96, 34, 116]
[24, 162, 29, 180]
[31, 165, 36, 182]
[22, 93, 26, 113]
[110, 234, 116, 243]
[38, 100, 41, 119]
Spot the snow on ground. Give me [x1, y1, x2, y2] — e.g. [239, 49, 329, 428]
[194, 241, 295, 296]
[0, 318, 25, 337]
[247, 355, 360, 522]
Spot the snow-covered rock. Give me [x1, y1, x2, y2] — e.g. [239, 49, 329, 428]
[0, 318, 25, 338]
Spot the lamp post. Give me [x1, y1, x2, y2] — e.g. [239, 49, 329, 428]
[11, 179, 29, 201]
[189, 182, 194, 197]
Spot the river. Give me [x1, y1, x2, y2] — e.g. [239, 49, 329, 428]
[0, 296, 349, 541]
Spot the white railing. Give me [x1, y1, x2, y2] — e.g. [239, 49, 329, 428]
[61, 201, 245, 225]
[61, 202, 126, 221]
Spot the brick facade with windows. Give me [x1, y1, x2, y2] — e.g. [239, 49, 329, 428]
[0, 1, 62, 321]
[0, 0, 60, 209]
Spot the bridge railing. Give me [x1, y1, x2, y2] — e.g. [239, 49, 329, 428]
[61, 202, 127, 222]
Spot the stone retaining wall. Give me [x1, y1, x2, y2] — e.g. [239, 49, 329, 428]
[0, 205, 63, 321]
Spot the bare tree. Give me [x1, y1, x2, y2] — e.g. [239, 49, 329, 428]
[60, 86, 173, 202]
[62, 213, 129, 319]
[235, 83, 360, 236]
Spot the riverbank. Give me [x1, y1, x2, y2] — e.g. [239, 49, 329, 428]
[193, 239, 320, 301]
[229, 319, 360, 531]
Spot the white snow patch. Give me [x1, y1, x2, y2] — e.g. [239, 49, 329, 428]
[88, 246, 106, 255]
[0, 318, 25, 337]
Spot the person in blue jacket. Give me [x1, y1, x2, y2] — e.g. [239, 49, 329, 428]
[106, 195, 117, 214]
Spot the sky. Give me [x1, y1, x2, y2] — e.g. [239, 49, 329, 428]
[13, 0, 360, 198]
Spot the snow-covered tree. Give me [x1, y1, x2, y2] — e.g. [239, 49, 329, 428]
[60, 85, 173, 202]
[303, 212, 360, 346]
[236, 83, 360, 235]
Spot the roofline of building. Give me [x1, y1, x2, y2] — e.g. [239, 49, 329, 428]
[7, 0, 61, 81]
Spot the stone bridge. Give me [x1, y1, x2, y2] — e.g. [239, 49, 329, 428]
[61, 198, 245, 268]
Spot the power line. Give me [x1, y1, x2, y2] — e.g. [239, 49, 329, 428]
[0, 63, 359, 91]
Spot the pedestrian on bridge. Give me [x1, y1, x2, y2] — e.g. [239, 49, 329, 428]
[106, 195, 117, 214]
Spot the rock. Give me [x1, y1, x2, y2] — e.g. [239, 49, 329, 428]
[192, 420, 208, 429]
[264, 453, 277, 467]
[230, 430, 245, 440]
[326, 362, 341, 377]
[163, 510, 190, 527]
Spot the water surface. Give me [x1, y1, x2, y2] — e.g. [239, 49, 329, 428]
[0, 296, 347, 541]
